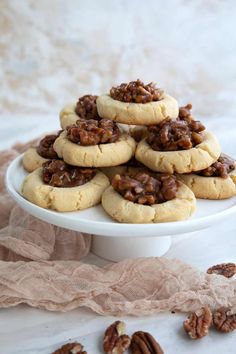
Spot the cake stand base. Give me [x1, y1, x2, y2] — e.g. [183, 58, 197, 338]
[91, 235, 172, 262]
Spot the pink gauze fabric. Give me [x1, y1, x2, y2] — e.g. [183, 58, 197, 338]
[0, 144, 235, 315]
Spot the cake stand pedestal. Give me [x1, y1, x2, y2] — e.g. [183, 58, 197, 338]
[92, 235, 172, 262]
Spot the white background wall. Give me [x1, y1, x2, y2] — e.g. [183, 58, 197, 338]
[1, 0, 236, 118]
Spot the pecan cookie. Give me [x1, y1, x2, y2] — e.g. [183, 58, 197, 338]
[21, 160, 109, 211]
[136, 131, 221, 174]
[59, 95, 99, 129]
[179, 156, 236, 199]
[97, 79, 178, 125]
[102, 172, 196, 223]
[135, 106, 221, 174]
[54, 120, 136, 168]
[23, 134, 59, 172]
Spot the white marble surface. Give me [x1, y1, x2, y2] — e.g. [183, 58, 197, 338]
[0, 114, 235, 353]
[1, 0, 236, 118]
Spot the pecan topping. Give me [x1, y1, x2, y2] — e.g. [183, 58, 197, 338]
[110, 79, 164, 103]
[42, 160, 95, 188]
[130, 331, 164, 354]
[103, 321, 131, 354]
[67, 118, 120, 146]
[112, 172, 180, 205]
[52, 342, 87, 354]
[75, 94, 100, 120]
[37, 134, 59, 159]
[147, 104, 205, 151]
[213, 308, 236, 333]
[207, 262, 236, 278]
[183, 306, 212, 339]
[198, 154, 235, 179]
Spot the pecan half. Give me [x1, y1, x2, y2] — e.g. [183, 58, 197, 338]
[207, 263, 236, 278]
[103, 321, 131, 354]
[52, 342, 87, 354]
[183, 306, 212, 339]
[130, 331, 164, 354]
[213, 308, 236, 333]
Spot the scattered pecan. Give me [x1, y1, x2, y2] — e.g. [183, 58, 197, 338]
[52, 342, 87, 354]
[75, 94, 100, 120]
[207, 263, 236, 278]
[213, 307, 236, 333]
[147, 104, 205, 151]
[42, 160, 95, 188]
[198, 155, 235, 179]
[103, 321, 131, 354]
[112, 172, 180, 205]
[110, 79, 164, 103]
[37, 134, 59, 159]
[130, 331, 164, 354]
[67, 118, 120, 146]
[183, 306, 212, 339]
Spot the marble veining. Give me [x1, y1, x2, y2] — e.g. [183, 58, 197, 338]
[1, 0, 236, 118]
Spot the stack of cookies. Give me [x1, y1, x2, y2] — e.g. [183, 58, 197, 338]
[21, 79, 236, 223]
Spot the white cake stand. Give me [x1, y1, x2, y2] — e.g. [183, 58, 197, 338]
[6, 155, 236, 262]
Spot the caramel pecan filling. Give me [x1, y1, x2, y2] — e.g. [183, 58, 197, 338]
[112, 172, 180, 205]
[198, 154, 235, 179]
[66, 118, 120, 146]
[36, 134, 59, 159]
[42, 160, 95, 188]
[147, 104, 205, 151]
[75, 94, 100, 120]
[110, 79, 164, 103]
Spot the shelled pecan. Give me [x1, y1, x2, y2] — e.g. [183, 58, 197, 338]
[207, 263, 236, 278]
[52, 342, 87, 354]
[183, 306, 212, 339]
[130, 331, 164, 354]
[213, 308, 236, 333]
[103, 321, 131, 354]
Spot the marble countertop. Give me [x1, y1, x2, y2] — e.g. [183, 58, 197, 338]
[0, 114, 235, 353]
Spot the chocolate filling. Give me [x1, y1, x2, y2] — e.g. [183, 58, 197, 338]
[147, 104, 205, 151]
[42, 160, 95, 188]
[37, 134, 59, 159]
[66, 118, 120, 146]
[75, 94, 100, 120]
[112, 172, 180, 205]
[110, 79, 164, 103]
[197, 154, 235, 179]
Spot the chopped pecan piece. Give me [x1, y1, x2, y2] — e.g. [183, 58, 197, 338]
[67, 118, 120, 146]
[130, 331, 164, 354]
[112, 172, 180, 205]
[183, 306, 212, 339]
[110, 79, 164, 103]
[213, 307, 236, 333]
[52, 342, 87, 354]
[75, 94, 100, 120]
[42, 160, 95, 188]
[103, 321, 131, 354]
[147, 104, 205, 151]
[37, 134, 59, 159]
[198, 154, 235, 179]
[207, 263, 236, 278]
